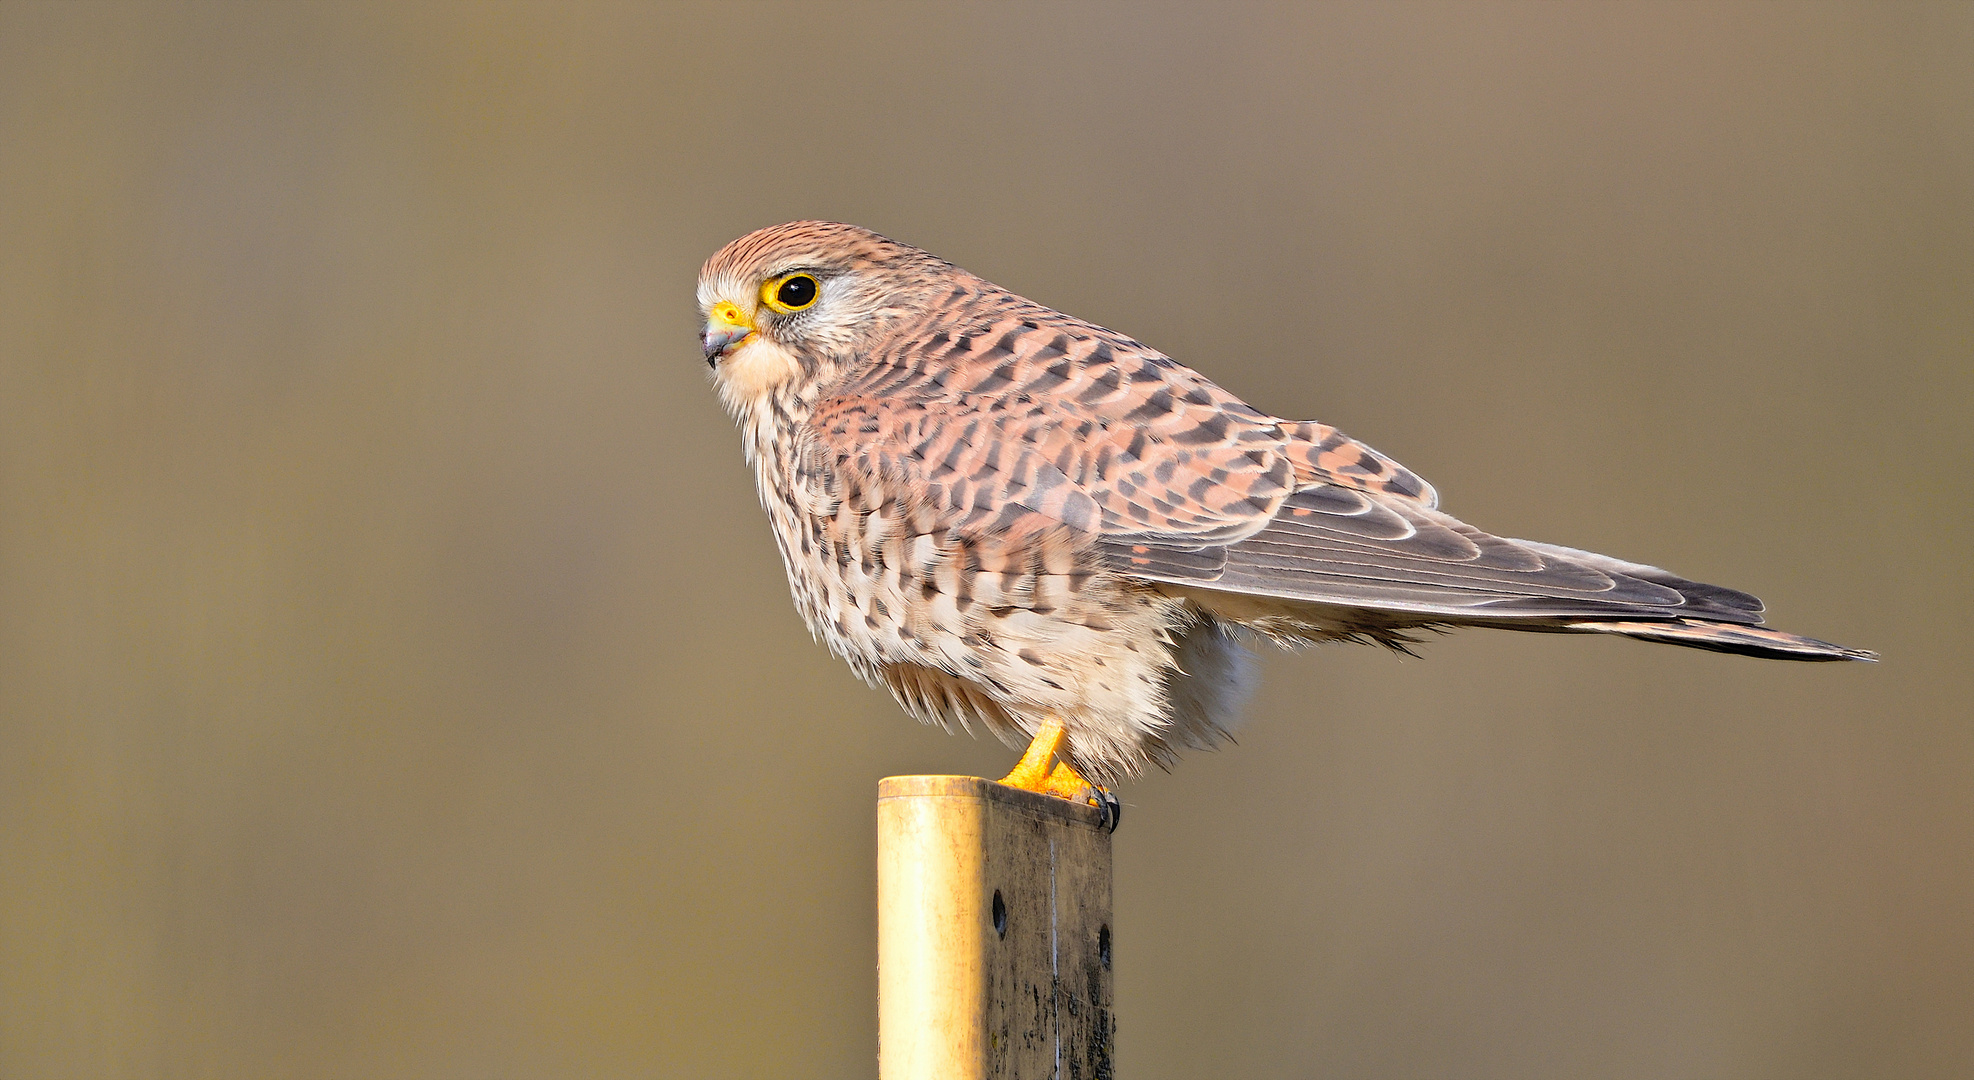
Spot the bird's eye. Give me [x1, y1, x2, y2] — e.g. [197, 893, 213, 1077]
[763, 273, 819, 313]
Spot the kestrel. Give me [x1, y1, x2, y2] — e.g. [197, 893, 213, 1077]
[698, 221, 1872, 823]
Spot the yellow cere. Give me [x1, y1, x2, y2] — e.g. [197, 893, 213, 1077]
[710, 300, 750, 330]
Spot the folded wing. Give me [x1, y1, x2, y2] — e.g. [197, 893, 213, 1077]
[1103, 483, 1872, 660]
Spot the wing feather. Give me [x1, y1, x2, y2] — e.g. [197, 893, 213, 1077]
[1105, 485, 1767, 625]
[810, 283, 1441, 552]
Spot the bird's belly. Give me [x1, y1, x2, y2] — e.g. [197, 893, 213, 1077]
[754, 460, 1261, 778]
[757, 468, 946, 680]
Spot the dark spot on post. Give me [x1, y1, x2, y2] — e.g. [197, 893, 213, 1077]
[992, 890, 1007, 938]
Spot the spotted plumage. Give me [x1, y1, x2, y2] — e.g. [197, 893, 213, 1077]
[697, 221, 1873, 785]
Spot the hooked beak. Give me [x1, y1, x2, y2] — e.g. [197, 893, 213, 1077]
[701, 300, 754, 365]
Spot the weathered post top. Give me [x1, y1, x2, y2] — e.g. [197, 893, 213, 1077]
[877, 775, 1116, 1080]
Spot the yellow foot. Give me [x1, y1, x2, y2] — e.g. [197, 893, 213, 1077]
[996, 716, 1122, 831]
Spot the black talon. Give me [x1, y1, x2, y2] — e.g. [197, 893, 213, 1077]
[1090, 787, 1122, 833]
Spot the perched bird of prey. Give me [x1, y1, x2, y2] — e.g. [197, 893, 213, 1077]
[698, 221, 1872, 823]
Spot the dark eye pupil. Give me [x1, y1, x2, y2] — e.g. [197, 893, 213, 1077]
[778, 276, 817, 308]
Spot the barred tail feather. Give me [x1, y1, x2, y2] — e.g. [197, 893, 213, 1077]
[1568, 620, 1877, 662]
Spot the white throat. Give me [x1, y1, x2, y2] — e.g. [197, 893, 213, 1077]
[712, 334, 805, 422]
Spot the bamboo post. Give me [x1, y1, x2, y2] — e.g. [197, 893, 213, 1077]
[878, 775, 1116, 1080]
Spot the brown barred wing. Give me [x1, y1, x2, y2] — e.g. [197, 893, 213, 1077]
[1279, 420, 1439, 508]
[812, 293, 1303, 546]
[815, 279, 1469, 551]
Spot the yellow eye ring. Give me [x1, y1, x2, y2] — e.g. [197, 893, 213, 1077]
[761, 273, 820, 314]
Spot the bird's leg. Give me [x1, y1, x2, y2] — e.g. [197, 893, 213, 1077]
[997, 716, 1121, 830]
[998, 715, 1074, 792]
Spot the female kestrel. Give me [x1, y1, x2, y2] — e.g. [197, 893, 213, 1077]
[697, 221, 1871, 822]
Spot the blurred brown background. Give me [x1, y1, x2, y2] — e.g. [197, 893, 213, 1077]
[2, 2, 1968, 1076]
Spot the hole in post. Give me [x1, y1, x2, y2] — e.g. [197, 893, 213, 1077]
[1099, 924, 1111, 969]
[992, 890, 1007, 938]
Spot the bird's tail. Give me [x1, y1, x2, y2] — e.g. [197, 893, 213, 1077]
[1566, 619, 1877, 662]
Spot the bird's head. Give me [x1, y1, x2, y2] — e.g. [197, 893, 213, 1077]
[696, 221, 955, 415]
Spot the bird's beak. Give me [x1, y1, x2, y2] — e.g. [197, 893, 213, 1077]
[702, 300, 755, 365]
